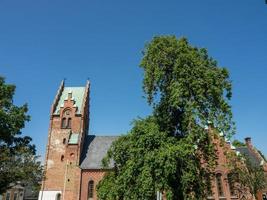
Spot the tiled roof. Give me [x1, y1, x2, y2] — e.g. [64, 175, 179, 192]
[236, 146, 262, 166]
[54, 87, 85, 114]
[80, 135, 118, 169]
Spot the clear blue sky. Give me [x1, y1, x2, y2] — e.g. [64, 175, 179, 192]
[0, 0, 267, 159]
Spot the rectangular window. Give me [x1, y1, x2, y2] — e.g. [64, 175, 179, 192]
[14, 193, 18, 200]
[5, 192, 10, 200]
[88, 180, 94, 199]
[216, 173, 224, 197]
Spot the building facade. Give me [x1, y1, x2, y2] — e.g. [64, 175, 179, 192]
[38, 81, 266, 200]
[39, 81, 117, 200]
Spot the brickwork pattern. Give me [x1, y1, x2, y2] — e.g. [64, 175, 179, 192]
[80, 170, 107, 200]
[41, 81, 90, 200]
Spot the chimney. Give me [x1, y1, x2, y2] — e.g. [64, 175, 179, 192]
[245, 137, 252, 147]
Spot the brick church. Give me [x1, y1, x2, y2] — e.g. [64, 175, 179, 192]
[38, 81, 267, 200]
[38, 80, 117, 200]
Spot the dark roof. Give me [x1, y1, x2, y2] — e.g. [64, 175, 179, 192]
[236, 146, 261, 166]
[80, 135, 118, 169]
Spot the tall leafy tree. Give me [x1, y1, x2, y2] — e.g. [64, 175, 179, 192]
[0, 76, 42, 194]
[97, 36, 234, 199]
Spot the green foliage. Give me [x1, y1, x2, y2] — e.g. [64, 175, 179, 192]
[230, 155, 266, 199]
[140, 36, 234, 138]
[0, 76, 43, 194]
[242, 158, 266, 198]
[232, 139, 246, 147]
[97, 36, 234, 199]
[98, 118, 213, 200]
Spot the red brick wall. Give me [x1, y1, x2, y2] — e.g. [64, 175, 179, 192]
[80, 170, 107, 200]
[41, 82, 90, 200]
[208, 133, 254, 200]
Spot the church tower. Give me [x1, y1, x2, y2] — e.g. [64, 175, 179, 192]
[39, 80, 90, 200]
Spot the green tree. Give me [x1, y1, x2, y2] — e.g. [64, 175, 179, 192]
[97, 36, 234, 199]
[232, 139, 246, 147]
[229, 155, 266, 200]
[0, 76, 42, 194]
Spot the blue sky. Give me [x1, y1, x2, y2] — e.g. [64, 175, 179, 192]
[0, 0, 267, 159]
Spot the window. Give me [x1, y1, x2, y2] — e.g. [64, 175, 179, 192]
[63, 138, 66, 144]
[61, 109, 72, 129]
[5, 192, 10, 200]
[227, 173, 235, 196]
[14, 193, 18, 200]
[61, 118, 66, 128]
[88, 180, 94, 199]
[216, 173, 224, 197]
[61, 155, 64, 161]
[67, 118, 72, 129]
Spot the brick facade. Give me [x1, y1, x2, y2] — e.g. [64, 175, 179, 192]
[40, 81, 90, 200]
[208, 132, 249, 200]
[39, 81, 266, 200]
[80, 170, 107, 200]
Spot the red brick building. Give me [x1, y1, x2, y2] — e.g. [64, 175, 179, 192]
[39, 81, 117, 200]
[39, 81, 266, 200]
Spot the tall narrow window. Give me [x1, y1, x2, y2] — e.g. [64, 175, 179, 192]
[228, 173, 235, 196]
[88, 180, 94, 199]
[61, 118, 66, 128]
[14, 193, 18, 200]
[67, 118, 72, 129]
[6, 192, 10, 200]
[216, 173, 224, 197]
[61, 109, 72, 129]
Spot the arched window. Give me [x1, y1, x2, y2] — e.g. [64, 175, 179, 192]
[88, 180, 94, 199]
[61, 109, 72, 129]
[55, 193, 61, 200]
[216, 173, 224, 197]
[227, 173, 235, 196]
[61, 155, 64, 161]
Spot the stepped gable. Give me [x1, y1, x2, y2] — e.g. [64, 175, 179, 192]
[53, 86, 85, 114]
